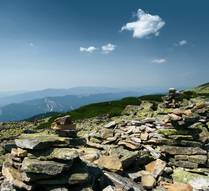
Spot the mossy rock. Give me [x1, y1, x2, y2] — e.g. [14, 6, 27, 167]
[30, 148, 79, 161]
[136, 101, 156, 119]
[21, 157, 70, 175]
[190, 122, 209, 143]
[158, 128, 198, 136]
[156, 104, 174, 114]
[172, 168, 209, 190]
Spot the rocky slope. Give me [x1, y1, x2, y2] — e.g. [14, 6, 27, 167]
[0, 88, 209, 191]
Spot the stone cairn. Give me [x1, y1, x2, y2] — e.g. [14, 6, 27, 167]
[1, 90, 209, 191]
[0, 116, 100, 191]
[163, 88, 180, 108]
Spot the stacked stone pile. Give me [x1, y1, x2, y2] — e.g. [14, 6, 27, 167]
[0, 116, 102, 191]
[1, 90, 209, 191]
[162, 88, 180, 108]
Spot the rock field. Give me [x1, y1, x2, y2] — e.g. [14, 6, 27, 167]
[1, 89, 209, 191]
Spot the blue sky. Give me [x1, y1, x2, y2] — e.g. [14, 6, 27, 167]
[0, 0, 209, 91]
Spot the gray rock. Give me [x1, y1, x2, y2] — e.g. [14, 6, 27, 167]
[21, 158, 70, 175]
[0, 180, 17, 191]
[109, 147, 139, 169]
[160, 146, 207, 155]
[15, 133, 70, 150]
[104, 170, 144, 191]
[175, 155, 207, 165]
[172, 160, 198, 169]
[104, 121, 116, 128]
[128, 171, 142, 181]
[31, 148, 79, 161]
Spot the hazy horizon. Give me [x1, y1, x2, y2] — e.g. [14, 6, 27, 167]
[0, 0, 209, 91]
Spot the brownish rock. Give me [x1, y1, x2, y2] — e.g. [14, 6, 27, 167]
[100, 129, 114, 139]
[51, 115, 76, 130]
[145, 159, 166, 178]
[140, 132, 149, 141]
[141, 173, 156, 189]
[118, 140, 140, 150]
[11, 148, 27, 158]
[2, 162, 32, 190]
[183, 110, 192, 116]
[168, 113, 182, 121]
[94, 155, 122, 172]
[163, 182, 193, 191]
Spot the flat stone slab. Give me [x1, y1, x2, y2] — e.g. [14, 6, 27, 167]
[15, 133, 70, 150]
[31, 148, 79, 161]
[21, 158, 70, 175]
[104, 170, 144, 191]
[160, 146, 207, 155]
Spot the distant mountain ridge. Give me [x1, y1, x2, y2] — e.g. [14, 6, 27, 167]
[0, 91, 142, 121]
[0, 87, 133, 107]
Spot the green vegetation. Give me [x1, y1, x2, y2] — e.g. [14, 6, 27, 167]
[35, 94, 165, 130]
[36, 97, 141, 129]
[139, 94, 164, 102]
[192, 82, 209, 96]
[0, 122, 40, 140]
[180, 90, 198, 99]
[67, 97, 140, 120]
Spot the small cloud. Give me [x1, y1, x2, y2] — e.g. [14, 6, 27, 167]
[179, 40, 187, 46]
[121, 9, 165, 39]
[175, 40, 188, 46]
[152, 58, 167, 64]
[29, 42, 35, 47]
[80, 46, 97, 53]
[101, 43, 116, 54]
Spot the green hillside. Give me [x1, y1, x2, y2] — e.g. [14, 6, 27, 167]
[194, 82, 209, 93]
[192, 82, 209, 97]
[34, 94, 164, 130]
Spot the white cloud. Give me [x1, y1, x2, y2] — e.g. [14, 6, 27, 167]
[101, 43, 116, 54]
[176, 40, 187, 46]
[152, 58, 167, 64]
[121, 9, 165, 39]
[80, 46, 97, 53]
